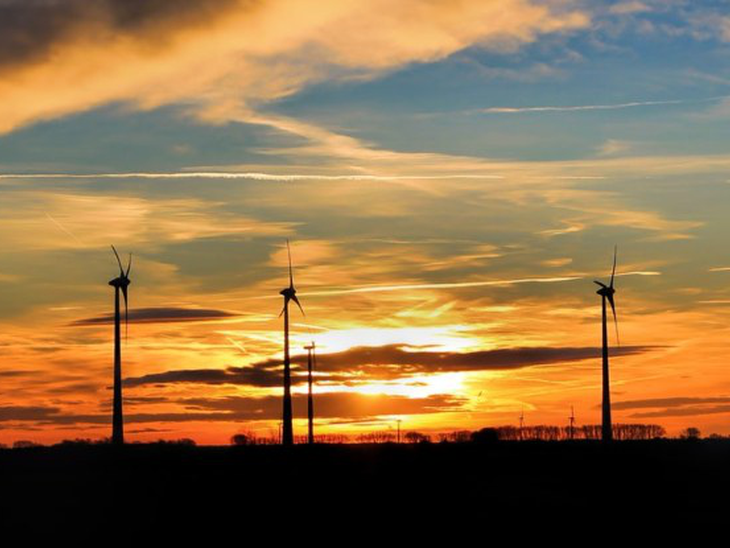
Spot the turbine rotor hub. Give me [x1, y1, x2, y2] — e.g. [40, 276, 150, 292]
[596, 286, 615, 297]
[109, 276, 130, 288]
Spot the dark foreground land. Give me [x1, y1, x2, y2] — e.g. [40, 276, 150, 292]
[1, 440, 728, 535]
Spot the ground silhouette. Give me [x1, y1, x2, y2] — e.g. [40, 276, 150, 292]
[0, 438, 727, 535]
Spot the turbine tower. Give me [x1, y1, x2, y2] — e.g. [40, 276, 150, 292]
[594, 246, 619, 443]
[305, 341, 316, 444]
[279, 240, 304, 446]
[109, 245, 131, 445]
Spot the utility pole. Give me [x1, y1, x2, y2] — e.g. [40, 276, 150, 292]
[519, 409, 525, 441]
[305, 342, 316, 444]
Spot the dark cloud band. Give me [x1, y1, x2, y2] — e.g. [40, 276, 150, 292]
[124, 344, 658, 388]
[72, 307, 238, 326]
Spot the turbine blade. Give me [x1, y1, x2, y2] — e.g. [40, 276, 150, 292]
[125, 253, 132, 277]
[594, 280, 607, 288]
[607, 294, 620, 347]
[278, 302, 287, 318]
[287, 239, 294, 288]
[111, 245, 124, 274]
[292, 295, 305, 316]
[610, 245, 617, 288]
[121, 284, 129, 343]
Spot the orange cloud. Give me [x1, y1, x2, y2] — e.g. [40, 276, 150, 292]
[0, 0, 589, 133]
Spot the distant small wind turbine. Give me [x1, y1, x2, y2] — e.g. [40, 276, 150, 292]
[519, 408, 525, 441]
[279, 240, 305, 446]
[304, 341, 317, 445]
[569, 406, 576, 440]
[109, 245, 131, 445]
[594, 246, 620, 443]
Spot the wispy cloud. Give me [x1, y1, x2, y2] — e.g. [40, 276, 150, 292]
[614, 396, 730, 410]
[0, 191, 292, 250]
[608, 2, 652, 16]
[297, 271, 659, 298]
[1, 393, 467, 424]
[299, 276, 583, 297]
[0, 172, 503, 182]
[476, 98, 704, 114]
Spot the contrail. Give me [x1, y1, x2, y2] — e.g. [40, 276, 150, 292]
[45, 212, 83, 245]
[0, 172, 503, 181]
[298, 276, 584, 297]
[226, 337, 248, 355]
[297, 271, 661, 298]
[477, 96, 727, 114]
[239, 270, 660, 300]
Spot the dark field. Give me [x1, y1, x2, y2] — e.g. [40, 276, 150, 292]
[1, 440, 728, 534]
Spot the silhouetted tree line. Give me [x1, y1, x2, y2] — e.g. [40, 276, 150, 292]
[230, 432, 279, 446]
[356, 431, 396, 443]
[473, 423, 667, 442]
[226, 424, 668, 446]
[1, 423, 678, 450]
[312, 433, 351, 444]
[438, 430, 472, 443]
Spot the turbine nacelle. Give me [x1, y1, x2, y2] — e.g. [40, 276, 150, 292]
[594, 280, 614, 298]
[279, 240, 305, 317]
[280, 286, 296, 299]
[109, 276, 131, 288]
[110, 245, 132, 339]
[594, 246, 620, 347]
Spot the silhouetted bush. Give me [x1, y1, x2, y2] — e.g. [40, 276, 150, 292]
[231, 434, 250, 446]
[147, 438, 197, 446]
[680, 427, 701, 440]
[404, 431, 431, 444]
[13, 440, 41, 449]
[56, 438, 97, 446]
[471, 428, 499, 444]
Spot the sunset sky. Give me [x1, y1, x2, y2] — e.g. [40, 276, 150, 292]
[2, 0, 730, 444]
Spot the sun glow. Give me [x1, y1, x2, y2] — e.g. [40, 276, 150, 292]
[311, 325, 480, 353]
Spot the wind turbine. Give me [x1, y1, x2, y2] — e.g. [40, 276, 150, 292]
[519, 409, 524, 441]
[279, 240, 304, 446]
[304, 341, 316, 444]
[594, 246, 619, 443]
[109, 245, 131, 445]
[569, 406, 576, 441]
